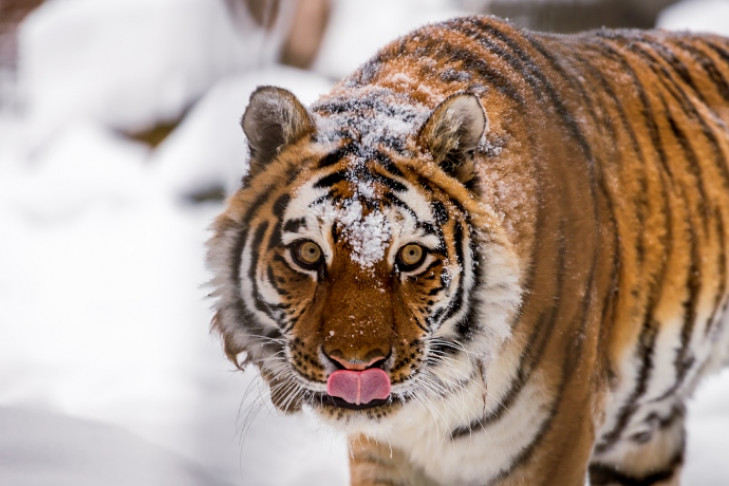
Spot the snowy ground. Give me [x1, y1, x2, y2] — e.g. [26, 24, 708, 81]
[1, 0, 729, 485]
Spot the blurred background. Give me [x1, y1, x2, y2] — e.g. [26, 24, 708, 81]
[1, 0, 729, 485]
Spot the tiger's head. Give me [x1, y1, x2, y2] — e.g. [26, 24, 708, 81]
[207, 86, 522, 431]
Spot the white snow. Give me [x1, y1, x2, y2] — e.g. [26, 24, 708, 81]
[312, 0, 469, 80]
[314, 198, 392, 269]
[153, 67, 332, 199]
[657, 0, 729, 36]
[1, 0, 729, 485]
[17, 0, 290, 145]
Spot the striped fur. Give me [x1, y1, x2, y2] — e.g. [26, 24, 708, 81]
[206, 16, 729, 486]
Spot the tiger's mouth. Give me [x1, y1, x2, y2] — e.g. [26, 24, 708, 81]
[319, 394, 392, 411]
[305, 367, 401, 412]
[306, 386, 412, 417]
[326, 368, 391, 406]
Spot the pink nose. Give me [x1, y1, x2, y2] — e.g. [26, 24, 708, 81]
[326, 368, 391, 406]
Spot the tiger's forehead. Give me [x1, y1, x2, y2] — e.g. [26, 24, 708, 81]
[282, 157, 439, 270]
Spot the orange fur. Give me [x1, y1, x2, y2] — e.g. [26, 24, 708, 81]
[207, 16, 729, 486]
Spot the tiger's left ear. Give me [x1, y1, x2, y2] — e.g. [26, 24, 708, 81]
[417, 93, 487, 185]
[241, 86, 315, 177]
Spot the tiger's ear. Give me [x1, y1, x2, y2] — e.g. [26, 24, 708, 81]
[417, 93, 487, 185]
[241, 86, 315, 175]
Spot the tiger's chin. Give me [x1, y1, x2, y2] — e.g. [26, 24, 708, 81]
[305, 392, 408, 430]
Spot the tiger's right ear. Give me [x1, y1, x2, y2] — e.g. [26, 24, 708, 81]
[241, 86, 315, 175]
[417, 93, 487, 186]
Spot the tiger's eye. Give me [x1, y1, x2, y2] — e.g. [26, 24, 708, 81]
[398, 244, 425, 269]
[295, 241, 323, 267]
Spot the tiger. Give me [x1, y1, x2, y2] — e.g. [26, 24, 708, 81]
[205, 15, 729, 486]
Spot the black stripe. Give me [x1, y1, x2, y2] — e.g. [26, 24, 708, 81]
[707, 212, 727, 337]
[228, 223, 282, 340]
[412, 314, 430, 334]
[523, 32, 601, 129]
[662, 112, 703, 395]
[595, 319, 660, 454]
[594, 37, 675, 184]
[572, 53, 623, 338]
[456, 231, 486, 341]
[266, 265, 287, 297]
[267, 224, 282, 250]
[665, 106, 710, 231]
[372, 151, 405, 178]
[241, 187, 273, 226]
[699, 38, 729, 70]
[272, 193, 290, 219]
[415, 175, 468, 215]
[639, 403, 686, 434]
[450, 225, 567, 439]
[595, 138, 673, 453]
[370, 171, 407, 193]
[580, 42, 654, 270]
[267, 194, 291, 250]
[231, 226, 249, 291]
[313, 170, 348, 189]
[282, 218, 306, 234]
[384, 193, 418, 220]
[589, 449, 683, 486]
[632, 40, 728, 200]
[229, 225, 277, 337]
[642, 38, 711, 107]
[431, 201, 448, 225]
[317, 143, 356, 168]
[489, 343, 573, 482]
[330, 221, 339, 244]
[411, 260, 442, 281]
[673, 39, 729, 103]
[248, 222, 277, 322]
[470, 19, 597, 172]
[385, 22, 526, 106]
[440, 222, 467, 330]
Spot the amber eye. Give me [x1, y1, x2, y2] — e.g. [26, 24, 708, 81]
[397, 243, 426, 270]
[292, 240, 323, 268]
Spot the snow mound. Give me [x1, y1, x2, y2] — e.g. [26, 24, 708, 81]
[0, 122, 151, 220]
[152, 67, 333, 199]
[0, 406, 233, 486]
[17, 0, 283, 143]
[312, 0, 468, 80]
[657, 0, 729, 35]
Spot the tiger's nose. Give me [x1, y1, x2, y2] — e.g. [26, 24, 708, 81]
[323, 347, 390, 371]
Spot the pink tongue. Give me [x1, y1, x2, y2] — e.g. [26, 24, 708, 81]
[326, 368, 391, 406]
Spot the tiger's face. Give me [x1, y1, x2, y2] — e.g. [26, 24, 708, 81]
[207, 86, 522, 430]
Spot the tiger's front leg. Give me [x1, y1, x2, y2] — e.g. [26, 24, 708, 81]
[348, 435, 439, 486]
[589, 402, 686, 486]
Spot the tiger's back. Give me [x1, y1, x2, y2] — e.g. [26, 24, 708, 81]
[207, 16, 729, 486]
